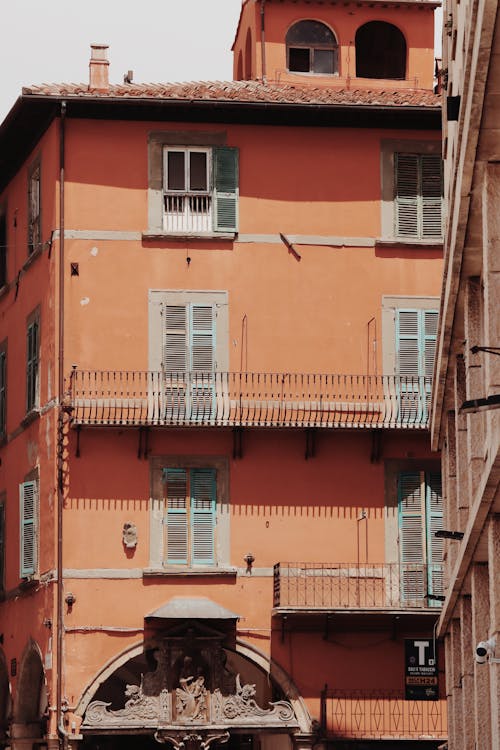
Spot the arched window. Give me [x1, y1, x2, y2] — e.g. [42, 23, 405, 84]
[236, 51, 243, 81]
[355, 22, 406, 79]
[244, 28, 252, 80]
[286, 20, 338, 75]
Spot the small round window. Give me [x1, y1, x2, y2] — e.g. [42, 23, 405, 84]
[286, 20, 338, 75]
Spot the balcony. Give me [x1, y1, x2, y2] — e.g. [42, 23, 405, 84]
[273, 562, 444, 611]
[69, 371, 432, 429]
[321, 689, 447, 741]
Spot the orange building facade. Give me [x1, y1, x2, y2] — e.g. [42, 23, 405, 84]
[0, 2, 446, 749]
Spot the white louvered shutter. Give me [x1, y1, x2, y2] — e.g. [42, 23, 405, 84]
[398, 472, 425, 602]
[20, 480, 37, 577]
[164, 469, 188, 564]
[189, 305, 215, 419]
[190, 469, 216, 565]
[396, 310, 420, 422]
[163, 305, 188, 418]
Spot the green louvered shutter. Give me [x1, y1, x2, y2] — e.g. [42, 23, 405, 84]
[213, 147, 239, 232]
[189, 305, 215, 418]
[190, 469, 216, 565]
[164, 469, 188, 564]
[398, 473, 425, 602]
[426, 473, 444, 603]
[395, 153, 419, 237]
[163, 305, 188, 418]
[421, 155, 443, 238]
[423, 310, 438, 414]
[20, 480, 37, 577]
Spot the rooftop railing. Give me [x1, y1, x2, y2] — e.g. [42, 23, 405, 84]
[273, 562, 444, 610]
[321, 689, 447, 740]
[69, 371, 432, 429]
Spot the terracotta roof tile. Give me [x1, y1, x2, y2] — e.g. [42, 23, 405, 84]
[22, 79, 440, 108]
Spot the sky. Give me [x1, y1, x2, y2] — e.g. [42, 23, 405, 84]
[0, 0, 442, 123]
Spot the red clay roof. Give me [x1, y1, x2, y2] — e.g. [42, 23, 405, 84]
[22, 79, 440, 108]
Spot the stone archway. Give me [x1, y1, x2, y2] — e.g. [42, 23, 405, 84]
[74, 629, 313, 750]
[11, 640, 47, 748]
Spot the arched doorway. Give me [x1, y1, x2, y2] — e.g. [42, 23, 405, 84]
[11, 641, 47, 746]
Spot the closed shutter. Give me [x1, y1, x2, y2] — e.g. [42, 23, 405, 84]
[421, 155, 443, 238]
[426, 473, 444, 601]
[395, 153, 443, 239]
[396, 310, 420, 422]
[163, 305, 188, 418]
[190, 305, 215, 418]
[395, 154, 419, 237]
[398, 472, 425, 601]
[190, 469, 216, 565]
[164, 469, 188, 564]
[20, 480, 37, 577]
[213, 147, 239, 232]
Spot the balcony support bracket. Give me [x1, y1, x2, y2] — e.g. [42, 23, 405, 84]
[233, 427, 243, 460]
[305, 428, 316, 460]
[370, 431, 382, 463]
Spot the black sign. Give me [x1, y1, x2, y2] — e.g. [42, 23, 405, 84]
[405, 639, 438, 700]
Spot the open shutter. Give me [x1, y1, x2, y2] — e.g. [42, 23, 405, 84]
[398, 472, 425, 602]
[164, 469, 188, 564]
[423, 310, 438, 414]
[213, 147, 239, 232]
[163, 305, 188, 418]
[190, 469, 216, 565]
[426, 473, 444, 602]
[421, 155, 443, 238]
[26, 320, 39, 411]
[20, 480, 37, 577]
[189, 305, 216, 419]
[395, 153, 419, 237]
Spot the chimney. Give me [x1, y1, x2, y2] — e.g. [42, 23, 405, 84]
[89, 43, 109, 91]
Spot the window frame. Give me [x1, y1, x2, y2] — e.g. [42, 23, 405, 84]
[0, 204, 7, 289]
[146, 131, 238, 238]
[27, 158, 41, 256]
[0, 494, 5, 595]
[380, 140, 443, 244]
[286, 20, 339, 76]
[26, 310, 40, 414]
[148, 455, 230, 572]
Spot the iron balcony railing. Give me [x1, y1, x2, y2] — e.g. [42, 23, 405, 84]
[273, 562, 444, 610]
[69, 371, 432, 429]
[321, 689, 447, 740]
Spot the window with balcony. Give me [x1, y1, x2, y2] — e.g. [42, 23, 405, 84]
[398, 471, 443, 604]
[26, 313, 40, 413]
[286, 20, 338, 75]
[149, 290, 228, 422]
[148, 456, 230, 572]
[19, 478, 38, 579]
[28, 160, 41, 255]
[355, 21, 406, 79]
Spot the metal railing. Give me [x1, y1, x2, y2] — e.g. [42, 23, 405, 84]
[163, 193, 212, 233]
[69, 371, 432, 429]
[273, 562, 444, 610]
[321, 689, 447, 740]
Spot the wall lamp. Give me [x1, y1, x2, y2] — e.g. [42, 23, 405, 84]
[435, 529, 464, 540]
[460, 394, 500, 413]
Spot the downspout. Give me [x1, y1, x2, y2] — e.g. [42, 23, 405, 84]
[260, 0, 267, 83]
[56, 100, 68, 747]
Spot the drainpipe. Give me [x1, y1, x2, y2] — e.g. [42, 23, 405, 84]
[56, 100, 68, 748]
[260, 0, 267, 83]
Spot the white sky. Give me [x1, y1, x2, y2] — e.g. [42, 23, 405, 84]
[0, 0, 442, 123]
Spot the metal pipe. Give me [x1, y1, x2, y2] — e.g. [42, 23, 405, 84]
[260, 0, 267, 83]
[56, 100, 67, 748]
